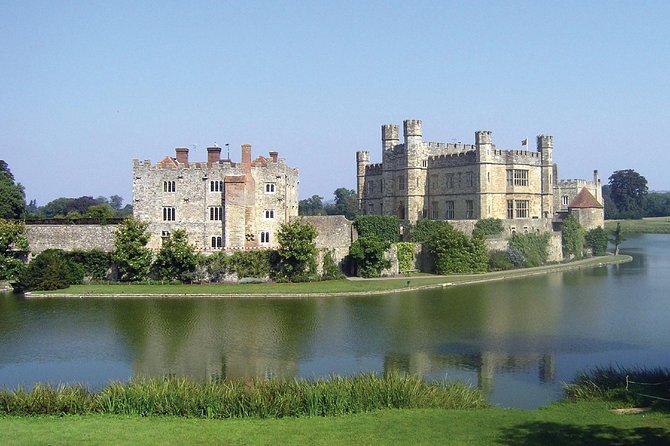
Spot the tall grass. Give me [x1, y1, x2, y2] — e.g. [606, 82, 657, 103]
[0, 373, 486, 418]
[564, 365, 670, 408]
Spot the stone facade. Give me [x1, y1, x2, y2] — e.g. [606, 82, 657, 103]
[356, 119, 603, 228]
[133, 145, 299, 251]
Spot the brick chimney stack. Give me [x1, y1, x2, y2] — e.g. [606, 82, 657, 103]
[241, 144, 252, 174]
[207, 146, 221, 167]
[269, 151, 278, 163]
[175, 147, 189, 165]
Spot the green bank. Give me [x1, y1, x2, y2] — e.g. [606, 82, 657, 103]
[29, 255, 631, 297]
[605, 216, 670, 234]
[1, 403, 668, 446]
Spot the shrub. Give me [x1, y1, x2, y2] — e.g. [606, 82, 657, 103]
[200, 251, 230, 282]
[20, 249, 84, 290]
[508, 232, 550, 267]
[487, 250, 515, 271]
[321, 249, 343, 280]
[412, 221, 487, 274]
[584, 227, 608, 256]
[229, 251, 271, 279]
[151, 229, 197, 282]
[349, 236, 391, 278]
[354, 215, 400, 243]
[474, 218, 503, 236]
[66, 249, 113, 281]
[113, 218, 152, 282]
[562, 215, 585, 258]
[395, 242, 416, 273]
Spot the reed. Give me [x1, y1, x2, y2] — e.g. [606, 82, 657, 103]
[564, 365, 670, 408]
[0, 373, 487, 418]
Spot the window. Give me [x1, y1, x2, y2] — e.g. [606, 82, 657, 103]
[515, 200, 529, 218]
[367, 181, 374, 194]
[507, 169, 529, 186]
[445, 201, 454, 219]
[422, 160, 427, 168]
[562, 195, 569, 206]
[210, 180, 223, 192]
[163, 181, 176, 192]
[161, 230, 170, 239]
[265, 183, 276, 193]
[162, 207, 175, 221]
[264, 209, 275, 219]
[368, 203, 374, 214]
[211, 236, 222, 248]
[446, 174, 454, 189]
[398, 175, 405, 191]
[465, 172, 474, 188]
[260, 231, 271, 243]
[465, 200, 474, 219]
[431, 202, 439, 219]
[209, 206, 222, 221]
[507, 200, 514, 219]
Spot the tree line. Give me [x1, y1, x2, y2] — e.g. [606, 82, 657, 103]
[604, 169, 670, 219]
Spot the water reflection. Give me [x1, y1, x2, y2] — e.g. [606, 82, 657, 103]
[1, 235, 669, 408]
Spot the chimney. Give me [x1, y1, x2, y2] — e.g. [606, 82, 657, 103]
[269, 151, 278, 163]
[207, 146, 221, 167]
[175, 147, 189, 165]
[241, 144, 252, 174]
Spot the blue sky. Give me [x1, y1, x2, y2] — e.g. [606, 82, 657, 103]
[2, 0, 669, 206]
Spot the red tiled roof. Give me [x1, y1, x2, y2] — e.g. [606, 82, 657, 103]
[568, 187, 603, 209]
[157, 156, 178, 167]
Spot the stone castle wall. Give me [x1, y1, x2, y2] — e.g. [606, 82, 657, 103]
[26, 223, 118, 255]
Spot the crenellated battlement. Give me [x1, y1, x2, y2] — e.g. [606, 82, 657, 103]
[365, 163, 383, 174]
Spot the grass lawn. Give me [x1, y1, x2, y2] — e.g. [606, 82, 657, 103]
[605, 216, 670, 234]
[31, 255, 631, 297]
[1, 403, 668, 445]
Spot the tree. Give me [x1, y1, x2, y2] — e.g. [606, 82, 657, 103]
[85, 203, 114, 222]
[349, 236, 391, 278]
[19, 249, 84, 291]
[298, 195, 325, 216]
[508, 232, 551, 267]
[112, 218, 152, 282]
[109, 195, 124, 211]
[608, 170, 648, 219]
[270, 219, 318, 282]
[0, 219, 29, 280]
[609, 222, 625, 255]
[584, 227, 608, 256]
[325, 188, 359, 219]
[562, 215, 585, 259]
[0, 160, 26, 220]
[151, 229, 197, 282]
[424, 223, 488, 274]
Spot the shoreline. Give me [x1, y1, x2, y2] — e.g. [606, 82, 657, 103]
[27, 254, 633, 299]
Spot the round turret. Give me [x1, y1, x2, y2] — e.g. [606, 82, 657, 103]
[381, 124, 400, 150]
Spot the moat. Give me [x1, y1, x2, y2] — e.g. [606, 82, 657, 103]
[1, 234, 669, 408]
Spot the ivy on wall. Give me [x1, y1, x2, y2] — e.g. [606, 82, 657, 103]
[395, 242, 415, 273]
[354, 215, 400, 242]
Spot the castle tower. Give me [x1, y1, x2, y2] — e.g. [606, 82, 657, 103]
[382, 124, 399, 151]
[537, 135, 554, 218]
[475, 130, 493, 217]
[402, 120, 425, 221]
[356, 151, 369, 211]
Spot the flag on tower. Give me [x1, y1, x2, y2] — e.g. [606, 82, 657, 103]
[521, 138, 528, 146]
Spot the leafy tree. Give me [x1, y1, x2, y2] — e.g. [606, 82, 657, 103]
[112, 218, 152, 282]
[0, 219, 29, 280]
[85, 203, 114, 222]
[0, 160, 26, 219]
[66, 249, 113, 281]
[609, 222, 625, 255]
[584, 227, 608, 256]
[229, 250, 271, 279]
[151, 229, 197, 282]
[325, 188, 359, 219]
[321, 249, 343, 280]
[608, 169, 648, 219]
[562, 215, 585, 258]
[508, 232, 551, 267]
[409, 219, 446, 244]
[644, 192, 670, 217]
[298, 195, 325, 216]
[109, 195, 124, 211]
[349, 236, 391, 278]
[270, 219, 318, 282]
[41, 197, 73, 218]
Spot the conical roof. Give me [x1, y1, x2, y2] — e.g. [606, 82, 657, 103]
[568, 187, 603, 209]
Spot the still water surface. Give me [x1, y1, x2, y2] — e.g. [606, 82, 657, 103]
[1, 234, 669, 408]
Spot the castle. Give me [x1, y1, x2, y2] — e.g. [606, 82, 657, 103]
[356, 119, 603, 230]
[132, 144, 299, 251]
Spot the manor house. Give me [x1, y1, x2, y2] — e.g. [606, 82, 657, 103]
[356, 119, 603, 228]
[133, 144, 299, 251]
